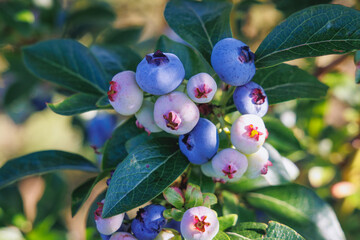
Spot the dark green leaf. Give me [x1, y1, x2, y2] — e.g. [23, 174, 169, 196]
[48, 93, 100, 116]
[100, 26, 143, 46]
[164, 0, 232, 62]
[271, 0, 331, 17]
[188, 166, 215, 193]
[71, 170, 111, 216]
[255, 4, 360, 68]
[96, 95, 112, 109]
[253, 64, 328, 104]
[102, 117, 143, 170]
[156, 35, 214, 79]
[102, 138, 189, 217]
[0, 151, 98, 189]
[245, 184, 345, 240]
[263, 116, 301, 154]
[219, 214, 238, 231]
[125, 132, 171, 153]
[355, 51, 360, 83]
[221, 191, 255, 222]
[265, 221, 305, 240]
[23, 39, 107, 94]
[90, 45, 142, 79]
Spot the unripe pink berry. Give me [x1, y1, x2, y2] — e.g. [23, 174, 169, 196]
[95, 200, 125, 235]
[187, 73, 217, 103]
[231, 114, 266, 154]
[108, 71, 143, 116]
[154, 91, 200, 135]
[135, 100, 162, 134]
[181, 206, 219, 240]
[109, 232, 137, 240]
[211, 148, 248, 182]
[245, 147, 272, 179]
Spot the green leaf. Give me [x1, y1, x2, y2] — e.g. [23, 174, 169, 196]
[96, 95, 112, 109]
[100, 26, 143, 46]
[221, 191, 255, 223]
[48, 93, 100, 116]
[245, 184, 345, 240]
[163, 208, 184, 222]
[185, 183, 203, 209]
[230, 222, 267, 239]
[90, 45, 141, 79]
[71, 170, 111, 217]
[263, 116, 301, 154]
[188, 166, 215, 193]
[272, 0, 331, 17]
[23, 39, 107, 95]
[265, 221, 305, 240]
[355, 51, 360, 84]
[255, 4, 360, 68]
[102, 117, 143, 170]
[102, 138, 189, 217]
[0, 151, 98, 189]
[253, 64, 328, 104]
[214, 231, 231, 240]
[219, 214, 238, 231]
[163, 187, 185, 209]
[202, 193, 217, 208]
[164, 0, 232, 62]
[156, 35, 214, 79]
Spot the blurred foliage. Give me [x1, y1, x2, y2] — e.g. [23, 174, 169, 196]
[0, 0, 360, 239]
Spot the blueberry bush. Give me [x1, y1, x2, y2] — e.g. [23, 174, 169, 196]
[1, 0, 360, 239]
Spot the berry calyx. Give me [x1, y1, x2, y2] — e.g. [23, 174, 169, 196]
[251, 88, 266, 105]
[94, 202, 104, 221]
[238, 46, 255, 63]
[246, 124, 263, 141]
[194, 84, 212, 99]
[107, 81, 118, 102]
[222, 164, 237, 179]
[194, 216, 211, 232]
[163, 111, 181, 130]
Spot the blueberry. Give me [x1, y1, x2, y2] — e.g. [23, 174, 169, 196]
[86, 113, 117, 148]
[109, 232, 137, 240]
[180, 206, 219, 240]
[245, 147, 272, 179]
[211, 38, 255, 86]
[135, 100, 162, 135]
[231, 114, 267, 154]
[136, 50, 185, 95]
[131, 204, 167, 240]
[233, 81, 268, 117]
[154, 91, 199, 135]
[95, 200, 125, 235]
[211, 148, 248, 182]
[179, 118, 219, 165]
[186, 73, 217, 103]
[108, 71, 143, 116]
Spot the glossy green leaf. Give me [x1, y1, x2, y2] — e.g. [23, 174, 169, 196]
[156, 35, 214, 79]
[255, 4, 360, 68]
[90, 45, 141, 79]
[125, 132, 172, 154]
[202, 193, 217, 208]
[0, 151, 98, 189]
[245, 184, 345, 240]
[163, 187, 185, 209]
[96, 95, 112, 109]
[214, 231, 231, 240]
[355, 51, 360, 83]
[48, 93, 100, 116]
[229, 222, 267, 239]
[265, 221, 305, 240]
[102, 117, 143, 170]
[185, 183, 203, 209]
[102, 138, 189, 217]
[219, 214, 238, 231]
[272, 0, 331, 17]
[263, 116, 301, 154]
[164, 0, 232, 62]
[253, 64, 328, 104]
[163, 208, 184, 222]
[23, 39, 107, 94]
[71, 170, 111, 216]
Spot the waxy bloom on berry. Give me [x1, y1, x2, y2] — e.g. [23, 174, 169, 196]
[181, 206, 219, 240]
[108, 71, 143, 116]
[94, 200, 125, 235]
[154, 91, 199, 135]
[187, 73, 217, 103]
[211, 148, 248, 182]
[231, 114, 266, 154]
[245, 147, 272, 179]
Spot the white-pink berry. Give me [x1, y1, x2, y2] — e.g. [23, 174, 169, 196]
[180, 206, 219, 240]
[245, 147, 272, 179]
[211, 148, 248, 182]
[109, 232, 137, 240]
[108, 71, 143, 116]
[135, 100, 162, 134]
[94, 200, 125, 235]
[154, 91, 200, 135]
[187, 73, 217, 103]
[231, 114, 266, 154]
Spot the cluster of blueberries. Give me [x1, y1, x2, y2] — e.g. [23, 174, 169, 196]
[95, 38, 272, 240]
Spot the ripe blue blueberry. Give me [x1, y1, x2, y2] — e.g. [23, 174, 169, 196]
[211, 38, 255, 86]
[154, 91, 199, 135]
[108, 71, 143, 116]
[86, 113, 117, 149]
[231, 114, 267, 154]
[211, 148, 248, 182]
[131, 204, 167, 240]
[233, 81, 268, 117]
[179, 118, 219, 165]
[136, 50, 185, 95]
[180, 206, 219, 240]
[186, 73, 217, 103]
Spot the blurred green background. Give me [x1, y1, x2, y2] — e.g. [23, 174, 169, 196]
[1, 0, 360, 239]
